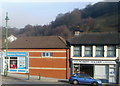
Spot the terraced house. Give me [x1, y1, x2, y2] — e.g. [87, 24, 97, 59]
[69, 32, 120, 84]
[2, 36, 70, 79]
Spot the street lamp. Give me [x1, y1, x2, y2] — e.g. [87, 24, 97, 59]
[4, 12, 9, 77]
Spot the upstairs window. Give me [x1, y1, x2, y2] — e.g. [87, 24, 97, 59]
[107, 46, 116, 57]
[84, 46, 92, 57]
[96, 46, 104, 57]
[42, 52, 53, 57]
[73, 46, 81, 57]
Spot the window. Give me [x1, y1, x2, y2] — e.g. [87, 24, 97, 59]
[42, 52, 53, 57]
[96, 46, 104, 57]
[19, 57, 26, 69]
[107, 46, 116, 57]
[75, 31, 80, 36]
[84, 46, 92, 57]
[74, 64, 80, 73]
[73, 46, 81, 57]
[10, 57, 17, 69]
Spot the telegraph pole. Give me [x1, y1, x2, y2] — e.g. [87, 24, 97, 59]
[5, 12, 9, 77]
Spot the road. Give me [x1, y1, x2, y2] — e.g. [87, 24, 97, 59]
[2, 76, 119, 86]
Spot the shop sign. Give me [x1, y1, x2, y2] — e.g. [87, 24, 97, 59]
[7, 52, 27, 57]
[73, 60, 116, 64]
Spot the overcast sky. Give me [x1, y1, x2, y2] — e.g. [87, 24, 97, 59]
[0, 0, 105, 28]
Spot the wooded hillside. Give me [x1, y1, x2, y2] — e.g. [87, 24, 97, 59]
[2, 2, 119, 39]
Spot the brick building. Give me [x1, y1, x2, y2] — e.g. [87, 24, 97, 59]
[2, 36, 70, 79]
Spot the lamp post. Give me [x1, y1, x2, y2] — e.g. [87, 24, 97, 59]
[4, 12, 9, 77]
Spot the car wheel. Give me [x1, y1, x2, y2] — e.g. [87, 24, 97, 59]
[73, 80, 78, 85]
[92, 82, 98, 86]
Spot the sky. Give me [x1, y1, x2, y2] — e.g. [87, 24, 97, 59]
[0, 0, 107, 28]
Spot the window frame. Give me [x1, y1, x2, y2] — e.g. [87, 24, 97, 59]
[96, 46, 104, 57]
[107, 45, 116, 57]
[73, 46, 81, 57]
[42, 52, 53, 57]
[84, 46, 92, 57]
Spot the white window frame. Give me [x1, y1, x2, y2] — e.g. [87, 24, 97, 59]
[42, 52, 53, 57]
[84, 46, 92, 57]
[96, 46, 104, 57]
[73, 46, 81, 57]
[107, 46, 116, 57]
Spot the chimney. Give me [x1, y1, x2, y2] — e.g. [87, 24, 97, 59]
[74, 30, 83, 36]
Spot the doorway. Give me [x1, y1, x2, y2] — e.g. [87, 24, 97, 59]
[80, 64, 94, 77]
[10, 57, 17, 69]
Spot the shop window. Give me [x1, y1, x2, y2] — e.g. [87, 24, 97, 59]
[107, 46, 116, 57]
[84, 46, 92, 57]
[74, 64, 80, 73]
[94, 65, 109, 80]
[19, 57, 26, 69]
[10, 57, 17, 69]
[42, 52, 53, 57]
[96, 46, 104, 57]
[73, 46, 81, 57]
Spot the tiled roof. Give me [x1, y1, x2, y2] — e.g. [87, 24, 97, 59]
[2, 36, 68, 49]
[69, 32, 120, 45]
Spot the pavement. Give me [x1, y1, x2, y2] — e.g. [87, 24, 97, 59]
[1, 73, 69, 83]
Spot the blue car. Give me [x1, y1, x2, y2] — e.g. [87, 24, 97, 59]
[69, 73, 102, 86]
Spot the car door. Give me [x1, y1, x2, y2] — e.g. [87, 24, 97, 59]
[77, 74, 86, 84]
[83, 77, 93, 84]
[82, 74, 93, 84]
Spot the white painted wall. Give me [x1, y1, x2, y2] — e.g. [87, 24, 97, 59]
[70, 46, 74, 58]
[104, 45, 107, 57]
[82, 45, 85, 57]
[93, 45, 96, 57]
[116, 45, 119, 58]
[118, 46, 120, 61]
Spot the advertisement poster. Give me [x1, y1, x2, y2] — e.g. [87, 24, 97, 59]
[18, 57, 26, 69]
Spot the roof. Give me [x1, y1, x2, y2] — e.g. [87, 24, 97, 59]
[69, 32, 120, 45]
[2, 36, 68, 49]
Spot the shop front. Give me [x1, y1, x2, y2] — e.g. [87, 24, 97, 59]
[71, 59, 117, 83]
[2, 52, 28, 73]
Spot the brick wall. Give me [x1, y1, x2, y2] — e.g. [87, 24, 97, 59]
[6, 49, 70, 79]
[29, 49, 70, 79]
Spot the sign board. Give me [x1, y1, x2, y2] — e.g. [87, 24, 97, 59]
[73, 60, 116, 64]
[7, 52, 27, 57]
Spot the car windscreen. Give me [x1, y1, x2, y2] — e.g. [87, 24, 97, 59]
[77, 74, 93, 79]
[71, 73, 93, 79]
